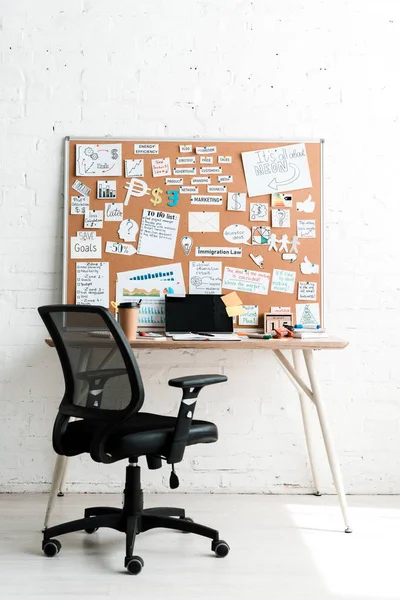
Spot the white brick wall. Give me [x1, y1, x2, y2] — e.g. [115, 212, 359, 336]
[1, 0, 399, 494]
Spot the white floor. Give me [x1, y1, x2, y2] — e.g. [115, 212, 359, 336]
[1, 493, 399, 599]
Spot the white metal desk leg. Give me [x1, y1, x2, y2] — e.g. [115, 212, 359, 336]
[303, 349, 352, 533]
[292, 350, 321, 496]
[57, 456, 69, 497]
[43, 454, 67, 530]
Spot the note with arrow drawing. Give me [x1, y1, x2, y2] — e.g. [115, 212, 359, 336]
[76, 144, 122, 177]
[241, 143, 312, 197]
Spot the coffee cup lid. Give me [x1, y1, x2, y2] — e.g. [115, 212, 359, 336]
[117, 302, 140, 309]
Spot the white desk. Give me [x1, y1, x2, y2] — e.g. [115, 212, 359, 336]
[44, 336, 352, 533]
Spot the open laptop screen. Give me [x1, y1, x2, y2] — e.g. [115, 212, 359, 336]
[165, 295, 233, 334]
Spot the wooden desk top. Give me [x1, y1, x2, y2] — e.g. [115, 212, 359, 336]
[45, 335, 348, 351]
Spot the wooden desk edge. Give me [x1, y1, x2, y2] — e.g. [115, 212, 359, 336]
[45, 337, 349, 350]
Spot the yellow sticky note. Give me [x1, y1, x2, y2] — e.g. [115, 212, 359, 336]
[222, 291, 243, 307]
[226, 305, 245, 317]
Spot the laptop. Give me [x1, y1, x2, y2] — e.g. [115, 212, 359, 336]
[165, 295, 239, 339]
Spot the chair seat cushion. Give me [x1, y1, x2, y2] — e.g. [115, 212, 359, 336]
[61, 412, 218, 460]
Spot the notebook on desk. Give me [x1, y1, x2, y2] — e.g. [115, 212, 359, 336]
[165, 295, 241, 341]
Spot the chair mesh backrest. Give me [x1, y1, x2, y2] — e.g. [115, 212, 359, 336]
[40, 306, 144, 418]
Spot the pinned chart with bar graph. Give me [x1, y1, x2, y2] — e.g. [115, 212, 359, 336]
[97, 180, 117, 199]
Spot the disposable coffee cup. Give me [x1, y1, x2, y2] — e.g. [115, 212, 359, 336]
[117, 302, 140, 341]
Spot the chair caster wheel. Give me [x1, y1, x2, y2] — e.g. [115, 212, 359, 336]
[180, 516, 193, 533]
[84, 527, 99, 534]
[43, 539, 62, 557]
[212, 539, 230, 558]
[125, 555, 144, 575]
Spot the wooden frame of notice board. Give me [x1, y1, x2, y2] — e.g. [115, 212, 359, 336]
[62, 137, 324, 330]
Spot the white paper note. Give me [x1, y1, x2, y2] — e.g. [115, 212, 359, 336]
[76, 262, 109, 307]
[179, 144, 192, 153]
[165, 177, 183, 185]
[76, 144, 122, 177]
[223, 224, 252, 245]
[272, 193, 293, 208]
[125, 159, 144, 178]
[218, 175, 233, 183]
[208, 185, 226, 193]
[300, 256, 319, 274]
[238, 305, 258, 326]
[189, 261, 222, 295]
[137, 209, 180, 260]
[152, 157, 171, 177]
[188, 212, 219, 233]
[104, 202, 123, 221]
[218, 156, 232, 164]
[297, 220, 316, 238]
[195, 246, 243, 258]
[176, 156, 196, 165]
[190, 195, 223, 206]
[105, 241, 136, 256]
[296, 194, 315, 213]
[70, 235, 102, 259]
[174, 167, 196, 175]
[192, 177, 211, 185]
[71, 195, 89, 215]
[134, 143, 159, 154]
[84, 209, 103, 229]
[200, 167, 222, 174]
[118, 219, 139, 242]
[223, 267, 270, 295]
[196, 146, 217, 154]
[298, 281, 317, 301]
[270, 269, 296, 294]
[227, 192, 246, 212]
[272, 209, 290, 228]
[180, 186, 198, 194]
[97, 180, 116, 199]
[296, 303, 320, 326]
[242, 143, 312, 197]
[72, 180, 91, 196]
[250, 203, 268, 222]
[200, 156, 213, 164]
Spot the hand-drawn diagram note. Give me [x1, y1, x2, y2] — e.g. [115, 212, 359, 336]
[125, 159, 144, 178]
[189, 261, 222, 295]
[76, 144, 122, 177]
[297, 219, 316, 238]
[296, 303, 320, 326]
[137, 209, 180, 260]
[76, 262, 109, 307]
[241, 143, 312, 197]
[222, 267, 270, 295]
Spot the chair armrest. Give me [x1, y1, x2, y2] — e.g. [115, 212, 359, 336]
[76, 368, 127, 382]
[168, 374, 227, 389]
[167, 374, 227, 464]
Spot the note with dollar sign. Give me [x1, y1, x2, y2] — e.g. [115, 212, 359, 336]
[227, 192, 247, 212]
[150, 187, 163, 206]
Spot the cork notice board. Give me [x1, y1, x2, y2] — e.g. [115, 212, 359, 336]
[64, 138, 323, 329]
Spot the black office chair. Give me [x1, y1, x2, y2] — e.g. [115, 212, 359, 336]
[38, 304, 229, 574]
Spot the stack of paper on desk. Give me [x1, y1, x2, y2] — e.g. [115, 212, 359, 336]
[172, 333, 242, 342]
[293, 330, 328, 339]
